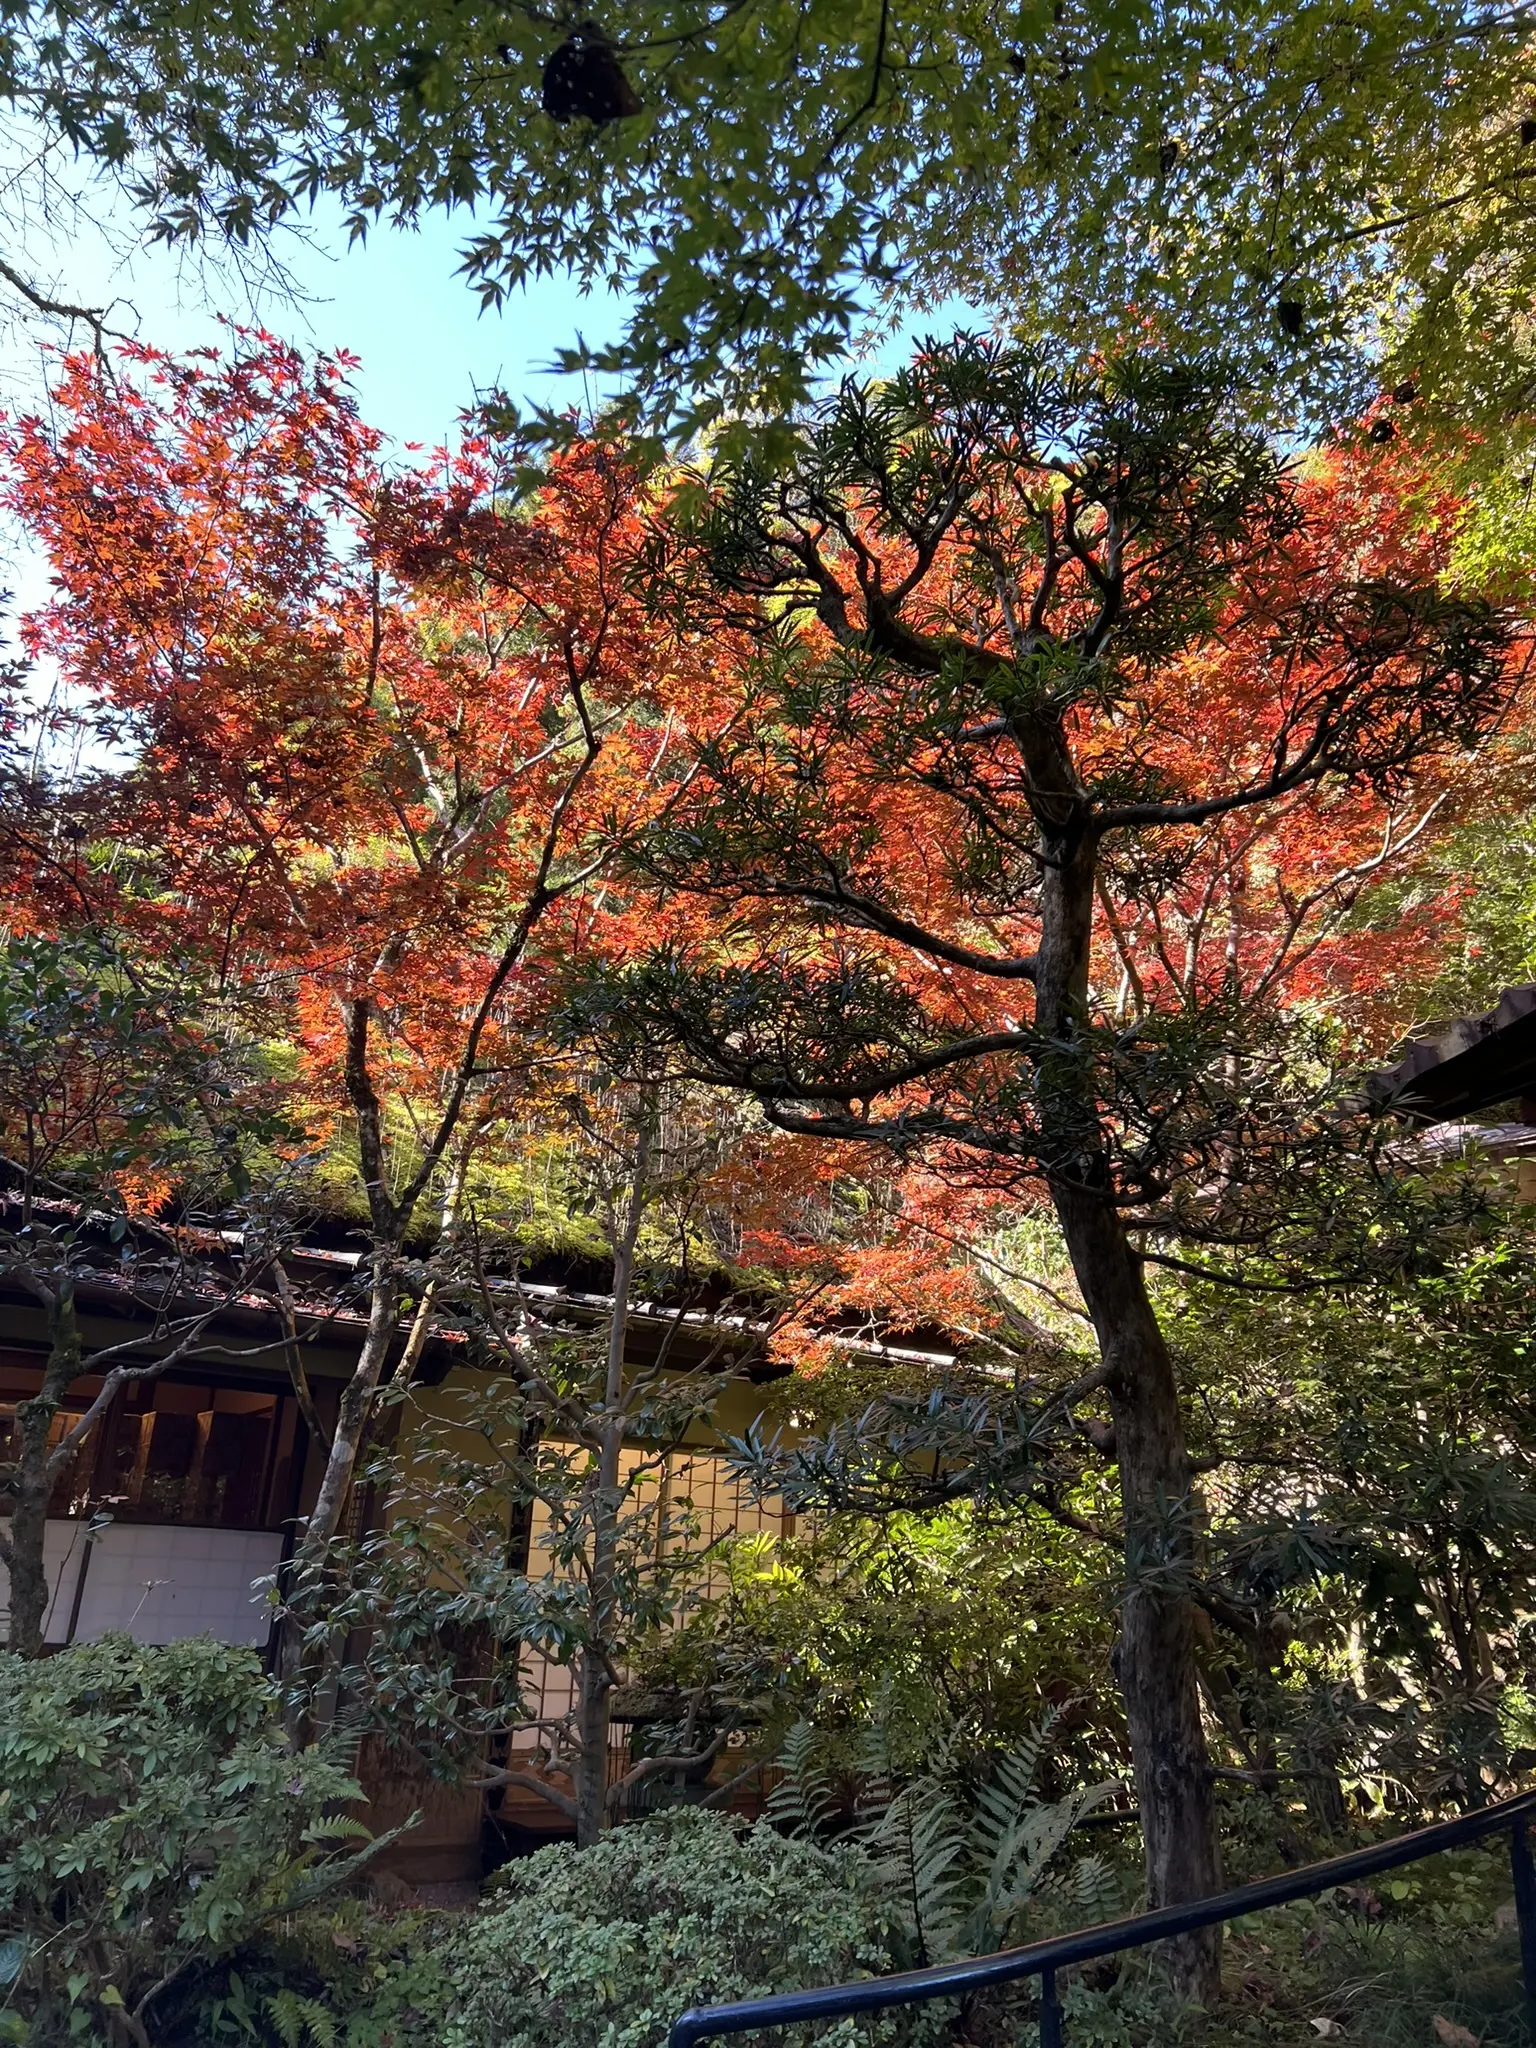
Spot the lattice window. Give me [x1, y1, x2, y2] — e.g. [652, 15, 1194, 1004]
[661, 1448, 790, 1600]
[506, 1444, 787, 1751]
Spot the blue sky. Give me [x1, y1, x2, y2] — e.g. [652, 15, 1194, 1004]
[7, 197, 632, 449]
[259, 208, 636, 443]
[5, 185, 980, 447]
[0, 187, 983, 617]
[0, 197, 635, 608]
[0, 184, 982, 773]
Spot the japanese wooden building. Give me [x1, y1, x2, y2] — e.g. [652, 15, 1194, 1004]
[9, 984, 1532, 1883]
[0, 1238, 944, 1881]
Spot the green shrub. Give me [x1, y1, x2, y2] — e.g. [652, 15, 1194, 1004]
[444, 1806, 915, 2048]
[168, 1902, 456, 2048]
[0, 1634, 386, 2047]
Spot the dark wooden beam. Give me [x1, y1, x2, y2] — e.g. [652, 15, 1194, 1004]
[1365, 986, 1536, 1126]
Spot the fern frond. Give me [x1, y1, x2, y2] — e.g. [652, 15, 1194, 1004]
[862, 1777, 967, 1964]
[264, 1988, 337, 2048]
[1065, 1850, 1121, 1921]
[277, 1816, 414, 1915]
[849, 1719, 897, 1832]
[835, 1703, 1121, 1964]
[979, 1799, 1081, 1929]
[980, 1778, 1126, 1948]
[767, 1721, 842, 1841]
[969, 1709, 1059, 1869]
[298, 1813, 371, 1845]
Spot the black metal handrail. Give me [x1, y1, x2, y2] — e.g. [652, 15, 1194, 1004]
[670, 1787, 1536, 2048]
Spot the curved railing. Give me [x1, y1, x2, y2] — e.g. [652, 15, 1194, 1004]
[670, 1788, 1536, 2048]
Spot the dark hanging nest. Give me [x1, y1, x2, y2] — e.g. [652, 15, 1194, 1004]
[394, 44, 438, 95]
[543, 22, 642, 124]
[1158, 137, 1180, 176]
[1521, 116, 1536, 146]
[1367, 417, 1396, 443]
[1276, 298, 1305, 337]
[1391, 380, 1418, 405]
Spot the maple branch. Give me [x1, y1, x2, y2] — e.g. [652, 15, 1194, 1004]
[41, 1256, 279, 1482]
[1096, 728, 1335, 832]
[802, 871, 1039, 979]
[605, 1727, 732, 1807]
[341, 996, 397, 1239]
[662, 1026, 1035, 1105]
[766, 504, 1088, 836]
[1024, 1485, 1117, 1547]
[1246, 790, 1451, 1007]
[1094, 877, 1148, 1018]
[363, 560, 383, 708]
[1291, 168, 1519, 270]
[469, 1232, 572, 1419]
[897, 1211, 1093, 1326]
[1134, 1247, 1369, 1293]
[667, 859, 1040, 981]
[0, 254, 126, 359]
[1051, 1356, 1115, 1412]
[696, 1758, 768, 1809]
[394, 671, 611, 1229]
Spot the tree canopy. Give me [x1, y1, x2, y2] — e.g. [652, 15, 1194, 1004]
[3, 285, 1536, 1995]
[2, 1, 1529, 440]
[554, 336, 1531, 1980]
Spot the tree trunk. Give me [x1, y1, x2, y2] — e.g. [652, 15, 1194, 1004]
[294, 1262, 401, 1571]
[573, 1113, 651, 1849]
[1052, 1178, 1223, 1996]
[3, 1279, 82, 1657]
[1037, 826, 1222, 1999]
[391, 1141, 473, 1392]
[573, 1582, 613, 1848]
[574, 1366, 623, 1846]
[278, 1262, 400, 1717]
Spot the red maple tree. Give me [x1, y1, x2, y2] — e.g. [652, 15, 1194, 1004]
[578, 341, 1530, 1984]
[1, 337, 724, 1597]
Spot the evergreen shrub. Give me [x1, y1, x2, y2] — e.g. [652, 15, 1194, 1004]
[445, 1806, 916, 2048]
[0, 1633, 379, 2046]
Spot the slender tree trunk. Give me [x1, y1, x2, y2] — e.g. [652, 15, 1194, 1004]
[278, 1261, 400, 1717]
[298, 1140, 475, 1563]
[283, 991, 489, 1723]
[392, 1140, 474, 1392]
[1051, 1178, 1223, 1993]
[3, 1279, 82, 1657]
[573, 1411, 621, 1849]
[297, 1262, 401, 1568]
[1038, 827, 1222, 1998]
[574, 1114, 651, 1848]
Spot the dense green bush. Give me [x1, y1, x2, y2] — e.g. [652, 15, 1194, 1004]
[640, 1502, 1118, 1778]
[444, 1807, 912, 2048]
[169, 1901, 456, 2048]
[0, 1634, 385, 2047]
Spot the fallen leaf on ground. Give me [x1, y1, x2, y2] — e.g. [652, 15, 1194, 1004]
[1432, 2018, 1478, 2048]
[1337, 1883, 1384, 1919]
